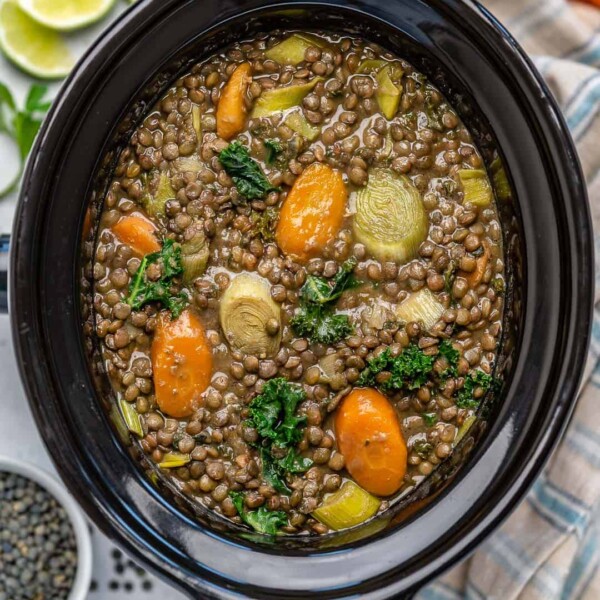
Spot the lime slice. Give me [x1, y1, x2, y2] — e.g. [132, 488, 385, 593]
[17, 0, 116, 31]
[0, 1, 74, 78]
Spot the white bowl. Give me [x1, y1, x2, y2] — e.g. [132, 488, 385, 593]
[0, 455, 93, 600]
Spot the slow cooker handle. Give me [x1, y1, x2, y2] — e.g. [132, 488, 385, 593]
[0, 234, 8, 314]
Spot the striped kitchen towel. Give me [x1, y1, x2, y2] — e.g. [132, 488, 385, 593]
[418, 1, 600, 598]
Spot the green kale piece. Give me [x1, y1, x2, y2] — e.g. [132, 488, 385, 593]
[229, 491, 287, 535]
[291, 258, 359, 344]
[246, 378, 312, 494]
[357, 345, 435, 391]
[438, 339, 459, 378]
[422, 413, 437, 427]
[456, 370, 494, 409]
[264, 139, 283, 165]
[219, 141, 279, 199]
[126, 238, 188, 318]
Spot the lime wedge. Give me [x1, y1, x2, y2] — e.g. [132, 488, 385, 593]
[0, 0, 74, 78]
[17, 0, 116, 31]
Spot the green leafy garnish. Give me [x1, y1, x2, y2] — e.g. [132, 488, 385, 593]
[246, 378, 312, 494]
[126, 239, 188, 318]
[250, 207, 278, 242]
[219, 141, 279, 199]
[422, 413, 437, 427]
[357, 346, 435, 391]
[456, 370, 494, 409]
[413, 440, 433, 459]
[0, 83, 51, 198]
[438, 340, 459, 378]
[291, 258, 360, 344]
[264, 139, 283, 165]
[229, 491, 287, 535]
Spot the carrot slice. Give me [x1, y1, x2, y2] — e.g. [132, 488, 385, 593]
[151, 309, 213, 418]
[462, 241, 491, 287]
[112, 213, 161, 256]
[335, 388, 407, 496]
[217, 62, 252, 140]
[275, 162, 347, 263]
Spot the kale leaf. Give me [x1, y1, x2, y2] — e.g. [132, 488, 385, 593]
[219, 141, 279, 199]
[438, 339, 459, 379]
[291, 258, 360, 344]
[422, 412, 437, 427]
[229, 491, 287, 535]
[357, 345, 435, 391]
[264, 139, 283, 165]
[456, 370, 494, 409]
[246, 378, 312, 494]
[126, 238, 188, 318]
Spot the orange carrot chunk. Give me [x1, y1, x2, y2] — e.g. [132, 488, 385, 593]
[217, 62, 252, 140]
[151, 310, 213, 418]
[112, 213, 161, 256]
[275, 162, 347, 263]
[462, 241, 490, 287]
[335, 388, 407, 496]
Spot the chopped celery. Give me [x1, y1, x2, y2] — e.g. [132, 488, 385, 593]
[158, 452, 191, 469]
[455, 414, 477, 446]
[395, 288, 445, 331]
[313, 481, 381, 530]
[192, 104, 202, 141]
[144, 171, 175, 218]
[357, 59, 387, 73]
[352, 168, 427, 263]
[457, 169, 493, 207]
[376, 63, 403, 119]
[118, 397, 143, 438]
[285, 109, 320, 141]
[265, 33, 323, 65]
[251, 77, 323, 118]
[491, 157, 511, 201]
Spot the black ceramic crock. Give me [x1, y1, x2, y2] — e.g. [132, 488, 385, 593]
[6, 0, 594, 598]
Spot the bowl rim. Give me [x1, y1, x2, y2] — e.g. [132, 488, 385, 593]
[9, 0, 594, 597]
[0, 455, 93, 600]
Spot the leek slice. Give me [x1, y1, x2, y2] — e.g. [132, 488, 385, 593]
[313, 481, 381, 530]
[352, 168, 427, 263]
[118, 397, 143, 438]
[457, 169, 493, 207]
[174, 156, 203, 173]
[265, 33, 323, 65]
[251, 77, 323, 118]
[455, 414, 477, 446]
[357, 59, 387, 74]
[158, 452, 191, 469]
[181, 223, 209, 283]
[285, 109, 320, 141]
[220, 274, 282, 358]
[192, 104, 202, 141]
[144, 172, 175, 218]
[376, 64, 403, 119]
[395, 288, 445, 331]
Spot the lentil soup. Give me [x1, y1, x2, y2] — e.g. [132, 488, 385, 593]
[92, 30, 505, 536]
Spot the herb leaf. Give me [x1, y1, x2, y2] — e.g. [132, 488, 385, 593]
[246, 378, 312, 493]
[219, 141, 279, 199]
[229, 491, 287, 535]
[0, 82, 51, 197]
[456, 370, 494, 409]
[264, 139, 283, 165]
[291, 258, 359, 344]
[438, 340, 459, 379]
[126, 239, 188, 318]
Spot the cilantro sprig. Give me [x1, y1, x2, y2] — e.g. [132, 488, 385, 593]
[245, 378, 312, 494]
[291, 258, 360, 344]
[229, 491, 287, 535]
[126, 239, 188, 318]
[0, 83, 51, 198]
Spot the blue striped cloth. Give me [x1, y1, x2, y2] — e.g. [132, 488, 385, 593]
[417, 1, 600, 598]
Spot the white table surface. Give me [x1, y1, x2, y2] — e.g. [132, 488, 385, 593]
[0, 4, 186, 598]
